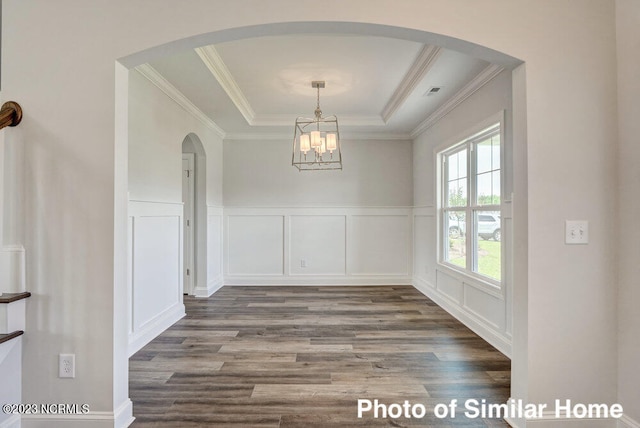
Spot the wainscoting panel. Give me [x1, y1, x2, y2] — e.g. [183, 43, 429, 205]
[224, 207, 412, 285]
[133, 215, 181, 328]
[435, 269, 464, 304]
[413, 213, 436, 283]
[413, 208, 512, 357]
[201, 206, 224, 297]
[349, 214, 411, 276]
[463, 283, 504, 330]
[289, 215, 346, 275]
[227, 215, 284, 276]
[128, 201, 185, 355]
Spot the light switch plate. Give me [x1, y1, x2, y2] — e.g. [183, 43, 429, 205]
[565, 220, 589, 244]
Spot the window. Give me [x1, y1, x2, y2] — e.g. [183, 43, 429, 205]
[441, 122, 502, 283]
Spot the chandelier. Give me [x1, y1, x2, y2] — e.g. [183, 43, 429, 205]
[292, 81, 342, 171]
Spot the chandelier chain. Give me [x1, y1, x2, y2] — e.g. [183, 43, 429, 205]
[315, 85, 322, 120]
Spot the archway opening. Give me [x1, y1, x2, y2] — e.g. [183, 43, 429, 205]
[116, 21, 527, 424]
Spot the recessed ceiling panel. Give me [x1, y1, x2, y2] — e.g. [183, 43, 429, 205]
[213, 34, 424, 116]
[143, 33, 502, 139]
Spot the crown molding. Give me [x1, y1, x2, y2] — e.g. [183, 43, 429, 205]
[381, 45, 442, 123]
[249, 113, 385, 127]
[135, 64, 226, 138]
[224, 132, 412, 141]
[410, 64, 504, 138]
[342, 132, 413, 141]
[195, 45, 256, 125]
[334, 115, 386, 127]
[224, 133, 293, 141]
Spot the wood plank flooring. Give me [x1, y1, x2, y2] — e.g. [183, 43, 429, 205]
[130, 286, 511, 427]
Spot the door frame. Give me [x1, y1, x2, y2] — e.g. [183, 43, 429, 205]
[182, 153, 195, 295]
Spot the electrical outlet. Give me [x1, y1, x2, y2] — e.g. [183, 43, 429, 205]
[565, 220, 589, 245]
[300, 259, 306, 268]
[59, 354, 75, 378]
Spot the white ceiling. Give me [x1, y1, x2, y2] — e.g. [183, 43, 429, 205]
[144, 34, 499, 140]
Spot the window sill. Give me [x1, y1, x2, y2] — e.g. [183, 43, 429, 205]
[436, 261, 504, 299]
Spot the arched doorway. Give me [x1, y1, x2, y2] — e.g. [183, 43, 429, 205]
[181, 133, 208, 296]
[115, 21, 528, 425]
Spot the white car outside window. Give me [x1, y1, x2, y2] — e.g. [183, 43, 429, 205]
[477, 213, 501, 241]
[448, 213, 501, 241]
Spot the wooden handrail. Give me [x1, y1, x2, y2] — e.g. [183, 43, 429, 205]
[0, 101, 22, 130]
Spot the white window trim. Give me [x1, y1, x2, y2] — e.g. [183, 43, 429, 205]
[434, 110, 506, 294]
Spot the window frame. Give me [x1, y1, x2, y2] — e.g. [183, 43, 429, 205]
[436, 111, 505, 289]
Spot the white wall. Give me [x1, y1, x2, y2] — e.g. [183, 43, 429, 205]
[522, 2, 617, 418]
[0, 125, 25, 295]
[129, 70, 223, 206]
[0, 1, 622, 426]
[223, 138, 413, 207]
[412, 70, 513, 356]
[616, 0, 640, 425]
[0, 131, 4, 246]
[127, 69, 225, 352]
[223, 138, 413, 285]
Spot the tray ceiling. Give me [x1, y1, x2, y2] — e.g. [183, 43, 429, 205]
[143, 34, 501, 140]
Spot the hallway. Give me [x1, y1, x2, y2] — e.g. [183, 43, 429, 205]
[129, 286, 510, 427]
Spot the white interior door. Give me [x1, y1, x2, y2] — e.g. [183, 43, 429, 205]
[182, 154, 195, 295]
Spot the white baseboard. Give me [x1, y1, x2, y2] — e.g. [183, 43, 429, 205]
[223, 275, 412, 286]
[412, 276, 511, 357]
[114, 399, 134, 428]
[619, 414, 640, 428]
[503, 401, 635, 428]
[505, 415, 613, 427]
[128, 302, 185, 356]
[0, 414, 20, 428]
[524, 414, 617, 427]
[22, 403, 133, 428]
[194, 275, 223, 297]
[504, 415, 522, 428]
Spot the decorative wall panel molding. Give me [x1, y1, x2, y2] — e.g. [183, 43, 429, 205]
[412, 211, 511, 357]
[224, 207, 412, 285]
[196, 206, 224, 297]
[413, 277, 511, 357]
[128, 201, 185, 355]
[226, 215, 285, 276]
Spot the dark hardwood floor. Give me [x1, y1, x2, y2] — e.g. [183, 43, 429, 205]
[130, 286, 511, 427]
